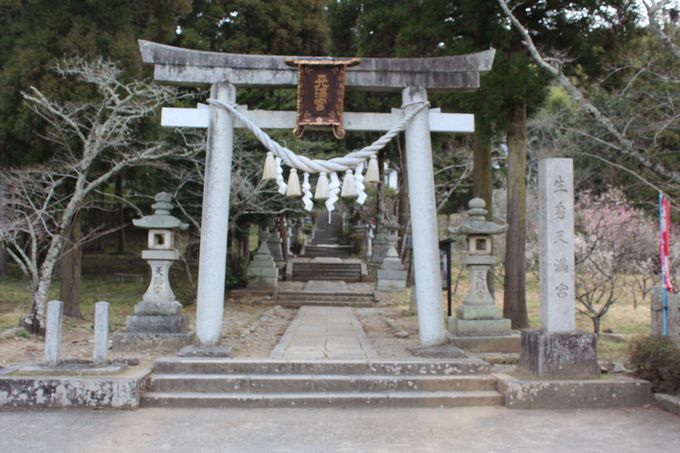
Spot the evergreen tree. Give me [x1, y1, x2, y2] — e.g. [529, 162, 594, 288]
[327, 0, 636, 327]
[0, 0, 190, 167]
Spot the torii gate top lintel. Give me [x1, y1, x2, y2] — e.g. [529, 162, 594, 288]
[138, 39, 495, 92]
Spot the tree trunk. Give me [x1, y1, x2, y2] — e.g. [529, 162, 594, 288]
[0, 247, 6, 277]
[592, 316, 601, 336]
[473, 125, 494, 221]
[59, 211, 83, 319]
[0, 182, 6, 276]
[240, 224, 251, 259]
[503, 101, 529, 329]
[115, 173, 126, 253]
[377, 149, 386, 229]
[397, 134, 410, 258]
[278, 214, 288, 261]
[473, 125, 495, 296]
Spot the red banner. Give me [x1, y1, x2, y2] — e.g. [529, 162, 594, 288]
[660, 194, 674, 291]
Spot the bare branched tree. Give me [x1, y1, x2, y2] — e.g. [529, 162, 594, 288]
[0, 58, 195, 331]
[643, 0, 680, 59]
[434, 139, 473, 211]
[498, 0, 680, 194]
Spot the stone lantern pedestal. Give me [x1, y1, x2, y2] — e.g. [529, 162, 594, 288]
[112, 193, 194, 351]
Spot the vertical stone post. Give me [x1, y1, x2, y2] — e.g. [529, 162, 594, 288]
[539, 158, 576, 332]
[44, 300, 63, 367]
[196, 82, 236, 346]
[93, 301, 110, 367]
[520, 158, 598, 378]
[402, 86, 445, 346]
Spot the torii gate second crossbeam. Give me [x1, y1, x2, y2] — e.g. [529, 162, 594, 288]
[139, 40, 495, 347]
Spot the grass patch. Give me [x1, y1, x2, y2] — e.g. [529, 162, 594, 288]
[0, 233, 199, 332]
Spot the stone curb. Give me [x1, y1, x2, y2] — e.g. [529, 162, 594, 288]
[654, 393, 680, 416]
[495, 372, 654, 409]
[0, 366, 151, 409]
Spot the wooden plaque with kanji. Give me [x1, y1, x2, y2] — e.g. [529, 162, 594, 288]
[287, 58, 359, 140]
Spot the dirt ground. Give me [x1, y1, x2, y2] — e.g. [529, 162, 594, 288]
[0, 295, 427, 367]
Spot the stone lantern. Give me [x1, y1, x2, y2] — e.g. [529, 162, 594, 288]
[112, 192, 193, 351]
[133, 193, 188, 311]
[448, 198, 513, 346]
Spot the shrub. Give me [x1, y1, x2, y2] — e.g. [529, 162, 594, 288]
[225, 255, 249, 289]
[629, 335, 680, 395]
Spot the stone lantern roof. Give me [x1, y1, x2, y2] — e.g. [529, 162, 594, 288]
[132, 192, 189, 230]
[448, 198, 507, 236]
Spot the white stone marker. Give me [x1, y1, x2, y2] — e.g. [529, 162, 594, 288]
[195, 82, 236, 346]
[93, 301, 110, 367]
[402, 86, 446, 346]
[44, 300, 64, 367]
[538, 158, 576, 332]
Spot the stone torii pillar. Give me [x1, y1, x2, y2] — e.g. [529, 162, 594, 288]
[195, 82, 235, 345]
[138, 40, 495, 347]
[403, 87, 445, 345]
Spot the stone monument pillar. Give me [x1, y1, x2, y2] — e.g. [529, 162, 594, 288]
[520, 158, 599, 378]
[112, 193, 194, 351]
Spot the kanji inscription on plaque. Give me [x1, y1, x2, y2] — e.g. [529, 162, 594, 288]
[286, 58, 360, 140]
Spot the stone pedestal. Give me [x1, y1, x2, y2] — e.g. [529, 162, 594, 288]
[376, 245, 407, 291]
[448, 255, 511, 339]
[519, 329, 599, 378]
[112, 249, 193, 351]
[247, 242, 279, 287]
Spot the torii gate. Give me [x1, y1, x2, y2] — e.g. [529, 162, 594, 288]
[139, 40, 495, 347]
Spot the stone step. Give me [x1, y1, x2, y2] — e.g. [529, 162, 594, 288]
[276, 291, 374, 300]
[275, 299, 375, 308]
[303, 245, 352, 258]
[273, 291, 376, 308]
[292, 264, 361, 272]
[291, 262, 363, 282]
[148, 373, 498, 393]
[151, 359, 492, 376]
[291, 274, 362, 282]
[141, 390, 503, 408]
[291, 270, 361, 277]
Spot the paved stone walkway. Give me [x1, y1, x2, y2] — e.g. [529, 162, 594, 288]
[270, 306, 378, 359]
[1, 406, 678, 453]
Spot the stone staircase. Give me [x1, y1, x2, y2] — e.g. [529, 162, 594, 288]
[288, 259, 364, 282]
[141, 358, 503, 408]
[302, 210, 352, 259]
[275, 289, 375, 307]
[303, 244, 352, 258]
[311, 210, 344, 245]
